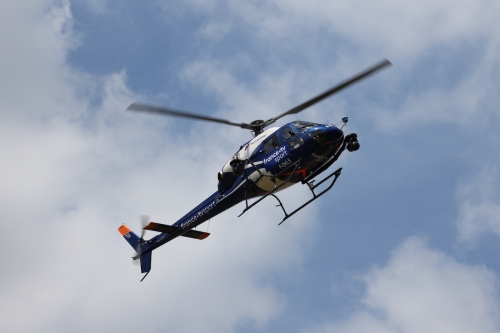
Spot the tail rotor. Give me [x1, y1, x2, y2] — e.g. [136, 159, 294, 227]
[137, 215, 149, 253]
[118, 218, 153, 281]
[131, 215, 149, 266]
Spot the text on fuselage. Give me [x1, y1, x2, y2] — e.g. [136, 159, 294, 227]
[264, 146, 287, 164]
[181, 201, 217, 229]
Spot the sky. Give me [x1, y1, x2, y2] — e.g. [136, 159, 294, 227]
[1, 0, 500, 332]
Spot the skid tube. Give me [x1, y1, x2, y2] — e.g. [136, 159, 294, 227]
[239, 159, 343, 225]
[275, 167, 342, 225]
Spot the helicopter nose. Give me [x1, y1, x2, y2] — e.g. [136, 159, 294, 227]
[306, 126, 343, 145]
[325, 126, 344, 143]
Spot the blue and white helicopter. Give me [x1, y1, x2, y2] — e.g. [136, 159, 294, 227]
[118, 59, 392, 281]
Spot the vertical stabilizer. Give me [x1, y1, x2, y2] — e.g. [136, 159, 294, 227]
[118, 224, 140, 250]
[140, 251, 152, 281]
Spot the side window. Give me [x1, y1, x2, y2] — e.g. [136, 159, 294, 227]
[280, 126, 297, 141]
[264, 134, 281, 154]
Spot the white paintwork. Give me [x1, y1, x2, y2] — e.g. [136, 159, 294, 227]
[251, 169, 296, 192]
[219, 126, 297, 192]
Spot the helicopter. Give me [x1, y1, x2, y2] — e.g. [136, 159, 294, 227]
[118, 59, 392, 281]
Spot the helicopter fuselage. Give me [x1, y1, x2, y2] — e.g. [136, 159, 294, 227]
[219, 120, 345, 193]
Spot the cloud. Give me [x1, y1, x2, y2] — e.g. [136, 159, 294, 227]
[307, 237, 500, 333]
[272, 0, 496, 57]
[0, 1, 322, 332]
[3, 1, 500, 332]
[179, 57, 353, 129]
[180, 0, 498, 56]
[174, 0, 500, 132]
[456, 167, 500, 242]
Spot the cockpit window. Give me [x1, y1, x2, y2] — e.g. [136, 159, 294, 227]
[264, 134, 281, 154]
[280, 126, 297, 141]
[291, 121, 321, 133]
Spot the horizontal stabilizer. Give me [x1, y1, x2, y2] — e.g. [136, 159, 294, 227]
[144, 222, 210, 240]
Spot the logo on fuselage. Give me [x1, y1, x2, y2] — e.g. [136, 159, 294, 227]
[264, 146, 287, 164]
[181, 200, 217, 229]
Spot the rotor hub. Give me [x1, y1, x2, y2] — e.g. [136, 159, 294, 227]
[250, 120, 265, 125]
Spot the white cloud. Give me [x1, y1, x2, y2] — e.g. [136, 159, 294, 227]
[0, 1, 321, 332]
[180, 0, 498, 57]
[308, 237, 500, 333]
[275, 0, 496, 57]
[3, 1, 500, 332]
[456, 167, 500, 242]
[180, 58, 350, 127]
[174, 0, 500, 131]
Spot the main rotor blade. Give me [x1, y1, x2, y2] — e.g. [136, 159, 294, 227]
[271, 59, 392, 122]
[127, 102, 245, 128]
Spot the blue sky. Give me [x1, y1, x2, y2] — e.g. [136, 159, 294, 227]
[1, 0, 500, 332]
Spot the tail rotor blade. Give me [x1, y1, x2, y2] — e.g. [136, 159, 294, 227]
[131, 257, 140, 266]
[140, 215, 149, 240]
[135, 215, 149, 254]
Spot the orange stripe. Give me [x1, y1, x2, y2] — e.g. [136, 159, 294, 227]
[118, 224, 131, 236]
[143, 222, 157, 231]
[282, 168, 307, 179]
[197, 232, 210, 240]
[297, 168, 307, 179]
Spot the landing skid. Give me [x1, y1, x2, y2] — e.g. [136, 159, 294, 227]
[239, 159, 302, 217]
[239, 166, 342, 225]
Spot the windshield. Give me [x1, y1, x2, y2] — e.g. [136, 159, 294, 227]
[291, 121, 321, 133]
